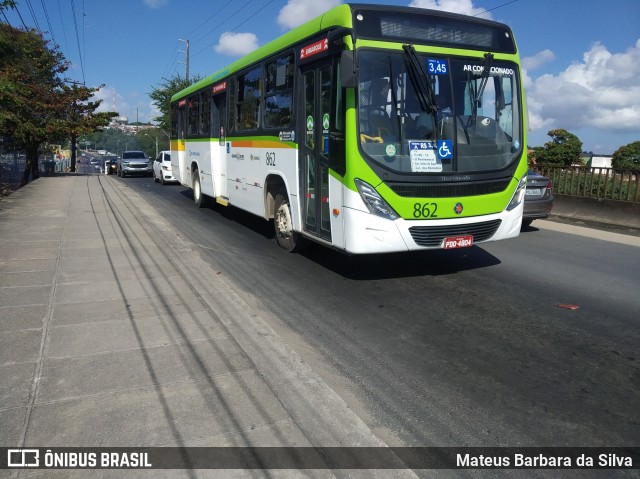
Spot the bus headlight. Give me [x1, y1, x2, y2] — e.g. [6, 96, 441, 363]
[507, 175, 527, 211]
[355, 178, 398, 220]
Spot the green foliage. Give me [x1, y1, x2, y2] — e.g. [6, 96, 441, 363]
[135, 128, 169, 159]
[79, 127, 169, 159]
[80, 128, 133, 155]
[532, 129, 583, 167]
[149, 74, 202, 133]
[0, 24, 66, 147]
[0, 1, 16, 13]
[0, 22, 117, 182]
[611, 141, 640, 172]
[539, 165, 639, 202]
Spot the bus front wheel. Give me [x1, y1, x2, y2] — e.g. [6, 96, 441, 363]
[274, 193, 306, 253]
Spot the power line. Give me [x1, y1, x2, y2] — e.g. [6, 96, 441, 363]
[474, 0, 521, 17]
[160, 41, 181, 80]
[56, 0, 71, 56]
[39, 0, 57, 45]
[12, 3, 30, 30]
[82, 0, 86, 81]
[163, 0, 257, 81]
[185, 0, 235, 39]
[192, 0, 253, 50]
[69, 0, 85, 84]
[192, 0, 277, 59]
[24, 0, 41, 32]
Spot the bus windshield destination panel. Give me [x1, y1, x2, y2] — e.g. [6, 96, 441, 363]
[170, 3, 527, 255]
[353, 8, 517, 53]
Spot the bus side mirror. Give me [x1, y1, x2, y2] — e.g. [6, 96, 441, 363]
[340, 50, 357, 88]
[328, 28, 357, 89]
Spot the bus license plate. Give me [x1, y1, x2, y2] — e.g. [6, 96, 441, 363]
[442, 235, 473, 249]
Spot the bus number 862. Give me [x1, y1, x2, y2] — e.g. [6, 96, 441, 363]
[413, 202, 438, 218]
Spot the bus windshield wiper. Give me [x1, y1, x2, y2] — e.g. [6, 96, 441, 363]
[402, 44, 438, 134]
[470, 52, 494, 125]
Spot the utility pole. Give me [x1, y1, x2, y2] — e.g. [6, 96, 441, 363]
[178, 39, 190, 81]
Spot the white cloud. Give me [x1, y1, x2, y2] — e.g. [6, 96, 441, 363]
[522, 49, 555, 72]
[143, 0, 168, 8]
[525, 39, 640, 134]
[409, 0, 492, 19]
[91, 86, 157, 123]
[92, 86, 128, 117]
[277, 0, 343, 30]
[214, 32, 259, 57]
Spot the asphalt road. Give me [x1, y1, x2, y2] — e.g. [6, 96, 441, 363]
[124, 175, 639, 453]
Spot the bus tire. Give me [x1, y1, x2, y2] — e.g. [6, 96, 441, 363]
[193, 169, 206, 208]
[274, 193, 307, 252]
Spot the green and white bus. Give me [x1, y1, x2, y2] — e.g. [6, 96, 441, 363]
[170, 3, 527, 254]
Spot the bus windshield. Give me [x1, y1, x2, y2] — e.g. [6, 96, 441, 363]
[358, 50, 522, 175]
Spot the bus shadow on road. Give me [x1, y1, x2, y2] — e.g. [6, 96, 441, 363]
[180, 189, 276, 239]
[302, 245, 501, 280]
[178, 189, 501, 279]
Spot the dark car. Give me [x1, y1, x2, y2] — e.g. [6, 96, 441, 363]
[522, 169, 553, 228]
[104, 157, 118, 175]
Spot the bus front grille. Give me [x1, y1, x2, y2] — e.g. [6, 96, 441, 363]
[389, 179, 511, 198]
[409, 219, 502, 247]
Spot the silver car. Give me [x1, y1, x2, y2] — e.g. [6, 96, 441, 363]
[118, 151, 151, 177]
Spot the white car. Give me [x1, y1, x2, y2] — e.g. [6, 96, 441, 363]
[153, 151, 177, 184]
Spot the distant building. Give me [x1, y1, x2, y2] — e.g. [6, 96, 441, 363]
[105, 117, 155, 134]
[587, 156, 613, 168]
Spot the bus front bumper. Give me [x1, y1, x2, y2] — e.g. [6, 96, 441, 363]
[341, 205, 523, 254]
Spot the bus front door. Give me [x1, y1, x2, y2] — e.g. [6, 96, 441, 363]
[300, 60, 332, 242]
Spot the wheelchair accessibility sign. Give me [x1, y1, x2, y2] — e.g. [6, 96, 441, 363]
[437, 140, 453, 160]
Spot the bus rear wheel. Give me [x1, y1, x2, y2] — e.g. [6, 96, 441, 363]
[274, 193, 307, 252]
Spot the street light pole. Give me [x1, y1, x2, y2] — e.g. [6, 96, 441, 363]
[139, 131, 159, 158]
[178, 39, 190, 81]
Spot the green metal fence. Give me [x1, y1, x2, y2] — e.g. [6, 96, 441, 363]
[535, 165, 640, 203]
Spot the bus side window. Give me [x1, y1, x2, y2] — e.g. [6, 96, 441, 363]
[265, 53, 294, 129]
[237, 67, 261, 130]
[188, 94, 199, 137]
[200, 91, 211, 136]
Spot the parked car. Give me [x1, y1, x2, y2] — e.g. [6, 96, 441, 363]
[152, 151, 177, 184]
[522, 169, 553, 228]
[117, 150, 151, 177]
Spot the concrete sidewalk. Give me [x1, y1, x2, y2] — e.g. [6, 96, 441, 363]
[0, 176, 409, 478]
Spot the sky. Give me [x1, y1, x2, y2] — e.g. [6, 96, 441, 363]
[3, 0, 639, 154]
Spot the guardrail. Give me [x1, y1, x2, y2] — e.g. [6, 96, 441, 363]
[535, 165, 640, 203]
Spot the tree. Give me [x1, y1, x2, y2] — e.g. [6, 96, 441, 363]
[135, 128, 169, 159]
[0, 22, 116, 185]
[149, 73, 202, 133]
[611, 141, 640, 171]
[81, 128, 132, 155]
[531, 129, 583, 167]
